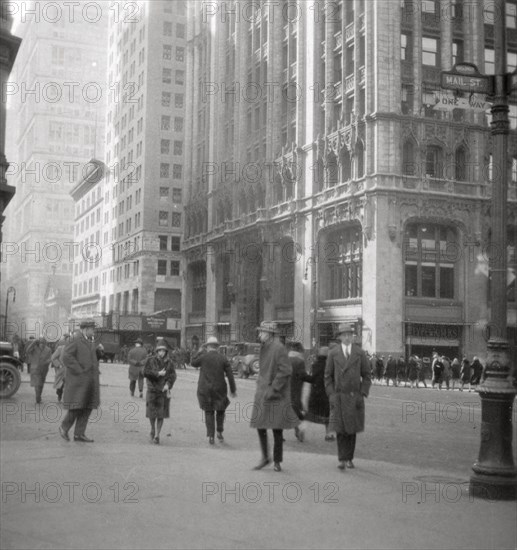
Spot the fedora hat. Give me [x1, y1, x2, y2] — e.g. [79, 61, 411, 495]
[335, 323, 355, 336]
[205, 336, 219, 346]
[79, 318, 96, 329]
[257, 321, 279, 334]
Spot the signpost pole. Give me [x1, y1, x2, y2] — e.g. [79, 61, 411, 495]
[469, 0, 517, 501]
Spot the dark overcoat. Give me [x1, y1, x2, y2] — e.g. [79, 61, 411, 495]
[128, 345, 148, 381]
[289, 351, 313, 421]
[193, 349, 236, 411]
[324, 343, 371, 434]
[306, 356, 329, 424]
[144, 354, 177, 419]
[26, 342, 52, 387]
[61, 331, 100, 410]
[249, 339, 299, 430]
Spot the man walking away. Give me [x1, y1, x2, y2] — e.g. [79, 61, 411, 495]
[325, 323, 371, 471]
[250, 322, 298, 472]
[193, 336, 236, 444]
[26, 337, 52, 404]
[128, 338, 147, 398]
[59, 319, 100, 442]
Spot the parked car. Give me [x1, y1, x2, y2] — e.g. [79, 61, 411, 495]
[0, 341, 22, 398]
[228, 342, 261, 379]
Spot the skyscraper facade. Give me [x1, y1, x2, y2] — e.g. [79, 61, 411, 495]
[99, 0, 186, 328]
[183, 0, 517, 361]
[3, 0, 108, 338]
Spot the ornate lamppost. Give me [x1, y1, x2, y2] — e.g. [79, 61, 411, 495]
[469, 0, 517, 500]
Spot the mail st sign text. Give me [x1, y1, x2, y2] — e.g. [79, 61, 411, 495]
[441, 62, 494, 95]
[441, 73, 494, 94]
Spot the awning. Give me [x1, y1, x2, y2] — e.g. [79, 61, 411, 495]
[403, 321, 475, 325]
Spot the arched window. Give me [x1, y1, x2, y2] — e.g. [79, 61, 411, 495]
[404, 222, 456, 298]
[322, 225, 363, 299]
[326, 151, 339, 187]
[356, 140, 365, 178]
[278, 237, 295, 305]
[340, 147, 352, 181]
[425, 145, 443, 178]
[402, 139, 416, 176]
[455, 146, 467, 181]
[285, 168, 295, 200]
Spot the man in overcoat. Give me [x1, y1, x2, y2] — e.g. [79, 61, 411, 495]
[26, 336, 52, 404]
[193, 336, 237, 444]
[59, 319, 100, 443]
[250, 321, 299, 472]
[128, 338, 147, 398]
[325, 323, 371, 470]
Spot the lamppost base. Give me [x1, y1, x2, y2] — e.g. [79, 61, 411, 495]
[469, 472, 517, 501]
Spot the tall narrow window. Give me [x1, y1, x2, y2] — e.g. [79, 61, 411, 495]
[455, 146, 466, 181]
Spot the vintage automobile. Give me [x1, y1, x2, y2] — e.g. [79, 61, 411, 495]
[228, 342, 261, 379]
[0, 341, 22, 398]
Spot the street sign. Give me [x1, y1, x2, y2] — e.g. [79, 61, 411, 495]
[432, 91, 492, 112]
[441, 63, 494, 95]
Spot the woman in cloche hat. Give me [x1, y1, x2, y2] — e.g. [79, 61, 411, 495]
[143, 339, 177, 444]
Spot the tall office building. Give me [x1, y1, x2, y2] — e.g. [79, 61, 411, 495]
[3, 1, 108, 338]
[183, 0, 517, 360]
[99, 0, 187, 332]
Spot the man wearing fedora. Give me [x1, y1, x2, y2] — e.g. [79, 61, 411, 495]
[250, 321, 299, 472]
[325, 323, 371, 470]
[193, 336, 237, 444]
[128, 338, 147, 398]
[59, 319, 100, 443]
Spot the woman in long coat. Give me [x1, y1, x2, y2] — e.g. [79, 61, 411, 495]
[460, 356, 471, 391]
[143, 342, 176, 444]
[305, 347, 334, 441]
[250, 322, 299, 472]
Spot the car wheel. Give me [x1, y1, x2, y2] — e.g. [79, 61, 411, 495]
[0, 362, 22, 398]
[250, 360, 260, 375]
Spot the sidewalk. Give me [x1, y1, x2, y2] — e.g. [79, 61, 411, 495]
[1, 366, 515, 549]
[1, 435, 515, 549]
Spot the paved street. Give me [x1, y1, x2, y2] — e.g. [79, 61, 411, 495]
[0, 364, 516, 549]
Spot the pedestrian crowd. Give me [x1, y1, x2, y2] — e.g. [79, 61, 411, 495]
[368, 351, 485, 392]
[14, 319, 485, 473]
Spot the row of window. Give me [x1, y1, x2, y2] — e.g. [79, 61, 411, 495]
[402, 33, 517, 72]
[159, 211, 182, 227]
[157, 260, 180, 276]
[163, 22, 185, 39]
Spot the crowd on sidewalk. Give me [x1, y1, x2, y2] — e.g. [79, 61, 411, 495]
[367, 351, 485, 392]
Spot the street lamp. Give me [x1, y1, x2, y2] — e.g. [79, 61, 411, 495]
[3, 287, 15, 340]
[469, 0, 517, 501]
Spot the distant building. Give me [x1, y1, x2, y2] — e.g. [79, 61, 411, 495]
[0, 3, 21, 251]
[99, 0, 187, 335]
[183, 0, 517, 361]
[3, 1, 108, 339]
[69, 159, 107, 320]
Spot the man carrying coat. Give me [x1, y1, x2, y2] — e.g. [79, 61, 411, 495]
[59, 319, 100, 443]
[250, 321, 299, 472]
[193, 336, 237, 444]
[325, 323, 371, 470]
